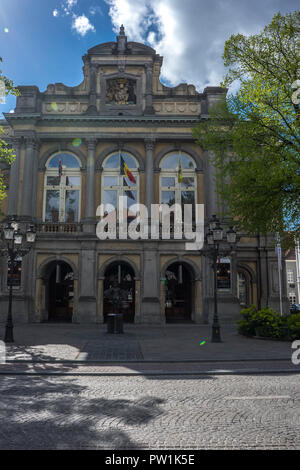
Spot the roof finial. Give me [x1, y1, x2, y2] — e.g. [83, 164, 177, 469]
[117, 25, 127, 54]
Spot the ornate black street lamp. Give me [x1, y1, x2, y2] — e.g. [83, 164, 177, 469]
[204, 215, 237, 343]
[0, 220, 36, 343]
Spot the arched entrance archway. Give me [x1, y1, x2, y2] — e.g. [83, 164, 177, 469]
[103, 262, 135, 323]
[47, 261, 74, 322]
[164, 262, 193, 323]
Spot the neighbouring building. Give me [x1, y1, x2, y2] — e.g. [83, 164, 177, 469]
[285, 243, 300, 305]
[0, 27, 289, 324]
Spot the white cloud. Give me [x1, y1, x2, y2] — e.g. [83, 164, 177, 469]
[53, 9, 59, 17]
[72, 14, 95, 36]
[105, 0, 299, 93]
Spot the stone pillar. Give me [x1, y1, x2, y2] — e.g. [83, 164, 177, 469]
[159, 279, 166, 324]
[72, 279, 79, 323]
[7, 138, 21, 217]
[141, 246, 161, 323]
[31, 140, 40, 221]
[21, 136, 37, 220]
[97, 278, 104, 323]
[134, 279, 141, 323]
[194, 279, 203, 323]
[203, 150, 218, 219]
[144, 139, 155, 215]
[77, 244, 97, 322]
[87, 63, 98, 115]
[84, 138, 96, 221]
[145, 63, 154, 114]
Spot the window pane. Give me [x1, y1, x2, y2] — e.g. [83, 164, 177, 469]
[181, 191, 195, 205]
[122, 153, 137, 169]
[181, 154, 195, 169]
[181, 177, 195, 188]
[181, 191, 195, 221]
[103, 190, 118, 212]
[45, 190, 60, 222]
[161, 177, 175, 187]
[66, 176, 80, 187]
[161, 154, 179, 169]
[104, 154, 119, 168]
[162, 191, 175, 206]
[48, 153, 80, 169]
[65, 190, 79, 222]
[104, 176, 118, 186]
[104, 152, 138, 169]
[161, 153, 195, 170]
[47, 176, 60, 186]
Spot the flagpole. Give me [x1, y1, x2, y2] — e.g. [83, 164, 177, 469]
[276, 233, 283, 317]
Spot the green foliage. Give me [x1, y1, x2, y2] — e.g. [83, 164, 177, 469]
[0, 57, 20, 97]
[193, 11, 300, 243]
[287, 313, 300, 340]
[237, 305, 258, 336]
[0, 57, 19, 208]
[237, 305, 300, 340]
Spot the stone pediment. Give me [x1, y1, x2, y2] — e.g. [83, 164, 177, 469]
[88, 41, 156, 57]
[88, 42, 117, 55]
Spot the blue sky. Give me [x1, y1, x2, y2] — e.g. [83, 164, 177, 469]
[0, 0, 298, 117]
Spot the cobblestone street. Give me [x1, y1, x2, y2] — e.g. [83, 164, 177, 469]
[0, 372, 299, 450]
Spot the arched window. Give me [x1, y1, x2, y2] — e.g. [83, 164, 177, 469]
[43, 153, 81, 223]
[102, 151, 139, 220]
[159, 152, 197, 220]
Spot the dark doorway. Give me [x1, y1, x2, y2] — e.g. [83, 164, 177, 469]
[165, 263, 192, 323]
[48, 262, 74, 322]
[103, 263, 135, 323]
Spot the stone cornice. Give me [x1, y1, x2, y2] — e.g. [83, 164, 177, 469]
[3, 113, 204, 125]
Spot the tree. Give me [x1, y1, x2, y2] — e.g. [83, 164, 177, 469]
[0, 57, 19, 209]
[193, 11, 300, 244]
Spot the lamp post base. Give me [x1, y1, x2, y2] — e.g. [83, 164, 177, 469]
[211, 325, 222, 343]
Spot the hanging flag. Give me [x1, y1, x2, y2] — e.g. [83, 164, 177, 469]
[178, 157, 183, 183]
[275, 243, 282, 270]
[123, 178, 135, 200]
[120, 155, 136, 184]
[58, 159, 63, 180]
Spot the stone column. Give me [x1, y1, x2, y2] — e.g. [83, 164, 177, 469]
[97, 278, 104, 324]
[145, 63, 154, 114]
[31, 140, 40, 221]
[85, 138, 96, 220]
[194, 279, 203, 323]
[203, 150, 218, 219]
[134, 279, 141, 323]
[87, 63, 98, 115]
[144, 139, 155, 215]
[21, 136, 37, 220]
[7, 138, 21, 217]
[141, 246, 161, 323]
[77, 243, 97, 322]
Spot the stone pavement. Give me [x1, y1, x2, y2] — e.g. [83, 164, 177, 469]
[0, 322, 298, 375]
[0, 373, 299, 449]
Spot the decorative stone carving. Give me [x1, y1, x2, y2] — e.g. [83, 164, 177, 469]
[106, 78, 136, 105]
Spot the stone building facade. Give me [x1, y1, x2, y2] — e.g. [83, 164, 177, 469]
[0, 27, 288, 324]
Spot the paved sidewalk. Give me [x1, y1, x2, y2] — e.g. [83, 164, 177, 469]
[0, 322, 294, 364]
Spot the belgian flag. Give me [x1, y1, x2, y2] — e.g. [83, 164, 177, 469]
[178, 157, 183, 183]
[120, 155, 136, 184]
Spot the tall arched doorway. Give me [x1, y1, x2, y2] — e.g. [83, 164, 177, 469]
[48, 261, 74, 322]
[164, 262, 193, 323]
[103, 262, 135, 323]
